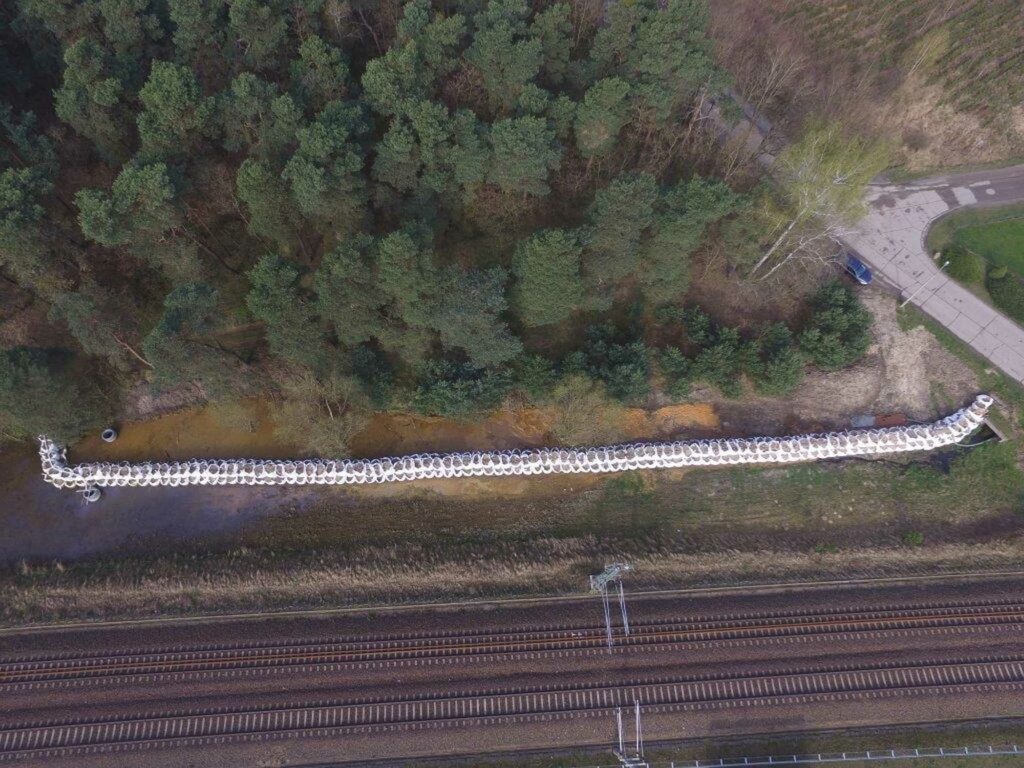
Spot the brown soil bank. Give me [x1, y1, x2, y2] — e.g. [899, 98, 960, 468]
[70, 401, 720, 463]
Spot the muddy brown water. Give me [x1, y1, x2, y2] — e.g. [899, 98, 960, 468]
[0, 401, 721, 564]
[70, 400, 720, 462]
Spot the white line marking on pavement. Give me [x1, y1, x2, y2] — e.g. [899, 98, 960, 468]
[952, 187, 978, 205]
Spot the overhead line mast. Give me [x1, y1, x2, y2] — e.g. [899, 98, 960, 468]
[614, 700, 648, 768]
[590, 562, 633, 650]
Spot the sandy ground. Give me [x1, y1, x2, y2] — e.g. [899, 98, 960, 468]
[702, 291, 978, 434]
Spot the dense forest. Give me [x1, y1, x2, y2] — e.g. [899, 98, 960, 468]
[0, 0, 872, 451]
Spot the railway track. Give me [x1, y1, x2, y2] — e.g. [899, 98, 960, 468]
[3, 656, 1023, 760]
[2, 602, 1022, 687]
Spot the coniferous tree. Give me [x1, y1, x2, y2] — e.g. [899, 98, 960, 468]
[227, 0, 288, 71]
[798, 282, 872, 371]
[747, 324, 805, 396]
[466, 0, 542, 114]
[432, 266, 522, 368]
[18, 0, 100, 41]
[639, 176, 740, 304]
[137, 60, 215, 159]
[76, 163, 200, 278]
[0, 107, 72, 292]
[98, 0, 163, 61]
[591, 0, 718, 124]
[581, 173, 657, 308]
[53, 39, 132, 161]
[143, 282, 242, 398]
[512, 229, 583, 327]
[375, 229, 441, 329]
[219, 73, 301, 163]
[283, 101, 367, 232]
[245, 254, 325, 368]
[48, 286, 134, 368]
[235, 158, 300, 253]
[574, 77, 631, 159]
[290, 35, 349, 112]
[314, 236, 388, 347]
[487, 116, 561, 196]
[0, 165, 54, 288]
[0, 347, 106, 442]
[531, 3, 572, 86]
[168, 0, 228, 70]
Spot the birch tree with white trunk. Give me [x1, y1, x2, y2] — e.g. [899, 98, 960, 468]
[750, 121, 888, 279]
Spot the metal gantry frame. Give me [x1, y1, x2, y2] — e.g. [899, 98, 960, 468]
[614, 700, 648, 768]
[590, 563, 633, 650]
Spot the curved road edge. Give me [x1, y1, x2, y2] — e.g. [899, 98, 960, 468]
[842, 163, 1024, 384]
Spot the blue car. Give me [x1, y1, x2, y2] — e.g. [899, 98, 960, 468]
[844, 254, 873, 285]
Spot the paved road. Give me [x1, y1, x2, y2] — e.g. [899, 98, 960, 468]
[844, 164, 1024, 383]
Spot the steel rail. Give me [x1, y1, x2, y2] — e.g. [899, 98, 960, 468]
[2, 658, 1023, 759]
[12, 596, 1024, 655]
[3, 604, 1022, 685]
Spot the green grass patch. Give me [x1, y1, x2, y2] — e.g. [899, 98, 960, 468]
[924, 205, 1024, 314]
[986, 270, 1024, 325]
[7, 301, 1024, 626]
[676, 440, 1023, 526]
[956, 215, 1024, 277]
[427, 717, 1024, 768]
[945, 244, 988, 287]
[5, 430, 1024, 626]
[927, 204, 1024, 277]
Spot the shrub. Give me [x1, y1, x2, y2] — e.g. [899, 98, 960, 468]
[659, 347, 692, 399]
[653, 304, 686, 326]
[512, 354, 557, 402]
[799, 281, 872, 370]
[0, 347, 107, 443]
[351, 345, 393, 409]
[272, 367, 370, 457]
[412, 361, 513, 418]
[987, 270, 1024, 324]
[902, 127, 928, 151]
[604, 472, 653, 501]
[691, 326, 744, 398]
[577, 324, 650, 404]
[747, 323, 805, 396]
[902, 531, 925, 547]
[944, 243, 986, 286]
[511, 229, 584, 327]
[681, 307, 714, 346]
[659, 311, 807, 399]
[547, 374, 625, 446]
[989, 264, 1009, 280]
